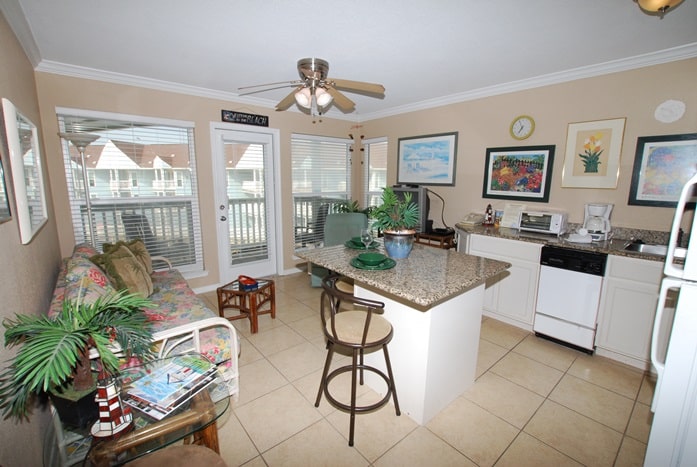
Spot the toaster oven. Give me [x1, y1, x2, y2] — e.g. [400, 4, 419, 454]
[518, 210, 568, 235]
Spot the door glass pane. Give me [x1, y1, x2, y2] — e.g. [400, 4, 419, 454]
[225, 142, 268, 265]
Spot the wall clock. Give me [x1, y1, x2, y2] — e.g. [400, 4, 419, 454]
[510, 115, 535, 140]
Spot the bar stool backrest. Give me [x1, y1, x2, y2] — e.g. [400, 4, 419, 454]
[320, 274, 386, 347]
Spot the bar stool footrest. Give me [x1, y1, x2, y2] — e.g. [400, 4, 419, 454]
[324, 364, 393, 413]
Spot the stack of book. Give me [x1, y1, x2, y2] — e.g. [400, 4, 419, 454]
[123, 355, 217, 420]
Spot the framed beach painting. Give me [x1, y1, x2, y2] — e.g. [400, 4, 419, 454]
[628, 133, 697, 207]
[397, 132, 458, 186]
[482, 145, 555, 202]
[561, 118, 625, 188]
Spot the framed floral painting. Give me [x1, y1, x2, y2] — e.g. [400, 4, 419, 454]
[561, 118, 626, 189]
[628, 133, 697, 207]
[482, 145, 555, 202]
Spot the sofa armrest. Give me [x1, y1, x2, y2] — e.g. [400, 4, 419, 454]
[151, 256, 173, 270]
[89, 317, 240, 397]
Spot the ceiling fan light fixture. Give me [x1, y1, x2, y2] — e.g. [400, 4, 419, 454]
[294, 88, 312, 108]
[634, 0, 683, 17]
[315, 87, 333, 108]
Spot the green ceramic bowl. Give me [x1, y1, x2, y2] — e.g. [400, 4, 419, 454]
[350, 236, 362, 246]
[357, 252, 386, 266]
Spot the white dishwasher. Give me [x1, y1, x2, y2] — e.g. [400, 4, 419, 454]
[534, 245, 607, 352]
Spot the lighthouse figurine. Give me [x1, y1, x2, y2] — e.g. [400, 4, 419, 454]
[90, 369, 134, 440]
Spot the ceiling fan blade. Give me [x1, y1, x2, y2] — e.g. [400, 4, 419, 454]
[325, 86, 355, 111]
[238, 80, 302, 91]
[275, 86, 304, 111]
[329, 78, 385, 95]
[238, 83, 301, 96]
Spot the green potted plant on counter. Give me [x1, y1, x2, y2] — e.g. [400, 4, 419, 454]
[0, 291, 154, 427]
[371, 186, 420, 258]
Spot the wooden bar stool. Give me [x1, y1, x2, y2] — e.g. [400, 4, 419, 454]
[315, 274, 400, 446]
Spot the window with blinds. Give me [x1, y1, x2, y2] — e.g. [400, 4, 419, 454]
[363, 138, 388, 208]
[57, 110, 204, 274]
[291, 134, 351, 250]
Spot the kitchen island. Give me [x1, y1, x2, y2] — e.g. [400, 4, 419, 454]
[296, 243, 510, 424]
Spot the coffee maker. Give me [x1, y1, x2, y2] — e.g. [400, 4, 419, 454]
[583, 203, 613, 241]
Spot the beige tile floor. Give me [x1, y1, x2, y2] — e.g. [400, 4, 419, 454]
[199, 272, 654, 467]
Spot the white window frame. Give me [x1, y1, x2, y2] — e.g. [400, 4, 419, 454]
[291, 133, 352, 251]
[56, 107, 205, 275]
[363, 137, 388, 208]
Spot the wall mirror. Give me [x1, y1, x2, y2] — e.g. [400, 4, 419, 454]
[2, 98, 47, 243]
[0, 156, 10, 223]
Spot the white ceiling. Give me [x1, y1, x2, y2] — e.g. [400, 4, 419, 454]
[3, 0, 697, 121]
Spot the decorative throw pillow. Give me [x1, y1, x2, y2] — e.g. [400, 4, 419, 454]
[64, 256, 116, 305]
[91, 245, 153, 297]
[102, 239, 153, 274]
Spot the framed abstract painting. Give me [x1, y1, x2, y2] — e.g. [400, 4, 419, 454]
[628, 133, 697, 207]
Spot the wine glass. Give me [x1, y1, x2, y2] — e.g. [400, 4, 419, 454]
[360, 228, 373, 249]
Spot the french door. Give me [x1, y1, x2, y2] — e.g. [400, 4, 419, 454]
[211, 123, 280, 283]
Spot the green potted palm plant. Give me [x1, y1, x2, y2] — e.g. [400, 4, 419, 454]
[0, 291, 154, 427]
[370, 187, 420, 258]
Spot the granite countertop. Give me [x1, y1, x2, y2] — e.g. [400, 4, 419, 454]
[296, 243, 510, 310]
[455, 223, 669, 262]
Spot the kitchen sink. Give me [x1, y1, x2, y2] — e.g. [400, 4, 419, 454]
[624, 243, 668, 256]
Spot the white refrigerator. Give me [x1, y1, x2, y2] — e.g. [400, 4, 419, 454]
[645, 172, 697, 466]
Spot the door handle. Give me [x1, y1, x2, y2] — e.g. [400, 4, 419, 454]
[220, 216, 227, 221]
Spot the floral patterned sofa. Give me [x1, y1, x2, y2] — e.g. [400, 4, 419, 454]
[48, 243, 239, 397]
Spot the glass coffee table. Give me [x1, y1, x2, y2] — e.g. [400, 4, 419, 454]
[87, 354, 230, 466]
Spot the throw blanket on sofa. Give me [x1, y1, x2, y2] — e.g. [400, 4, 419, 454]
[48, 243, 238, 395]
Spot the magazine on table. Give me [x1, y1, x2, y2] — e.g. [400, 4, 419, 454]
[123, 354, 217, 420]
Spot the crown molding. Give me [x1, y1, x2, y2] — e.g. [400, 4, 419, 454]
[360, 42, 697, 121]
[35, 42, 697, 124]
[35, 60, 361, 122]
[0, 0, 42, 67]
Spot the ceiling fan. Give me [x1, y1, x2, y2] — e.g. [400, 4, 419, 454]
[239, 58, 385, 113]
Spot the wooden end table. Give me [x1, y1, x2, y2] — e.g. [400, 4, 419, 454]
[415, 232, 456, 249]
[217, 278, 275, 333]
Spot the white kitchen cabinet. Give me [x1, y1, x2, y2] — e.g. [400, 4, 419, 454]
[595, 255, 663, 370]
[465, 234, 542, 330]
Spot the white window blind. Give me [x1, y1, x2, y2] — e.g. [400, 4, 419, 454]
[363, 137, 388, 208]
[57, 110, 204, 274]
[291, 134, 351, 250]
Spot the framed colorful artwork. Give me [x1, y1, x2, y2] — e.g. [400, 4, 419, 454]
[561, 118, 626, 188]
[482, 145, 555, 202]
[397, 132, 458, 186]
[628, 133, 697, 207]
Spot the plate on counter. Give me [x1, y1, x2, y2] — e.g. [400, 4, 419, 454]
[350, 257, 396, 270]
[567, 233, 593, 243]
[344, 240, 379, 250]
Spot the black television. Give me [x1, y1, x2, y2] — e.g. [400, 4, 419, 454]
[392, 185, 430, 233]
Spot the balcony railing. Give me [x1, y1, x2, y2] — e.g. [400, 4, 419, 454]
[75, 195, 349, 266]
[79, 199, 198, 267]
[293, 195, 347, 249]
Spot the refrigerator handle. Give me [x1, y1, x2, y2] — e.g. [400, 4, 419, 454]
[650, 277, 681, 411]
[664, 173, 697, 278]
